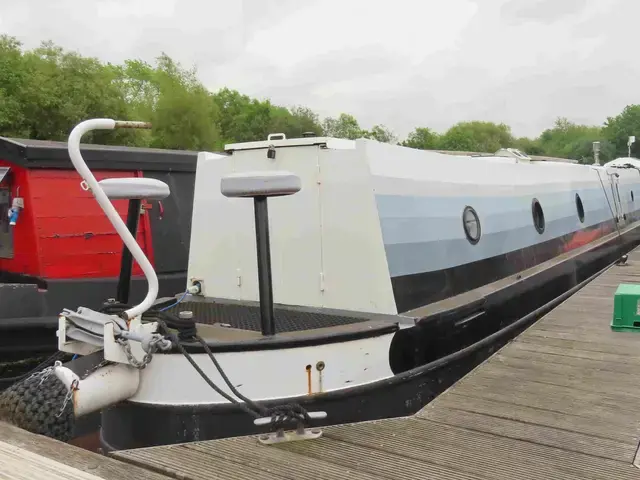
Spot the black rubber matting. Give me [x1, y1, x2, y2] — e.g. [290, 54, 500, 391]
[167, 301, 371, 333]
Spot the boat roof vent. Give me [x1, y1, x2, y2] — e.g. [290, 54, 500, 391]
[301, 132, 316, 138]
[267, 133, 286, 141]
[495, 147, 532, 162]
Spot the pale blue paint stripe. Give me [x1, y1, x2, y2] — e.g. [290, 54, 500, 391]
[382, 216, 611, 276]
[378, 207, 612, 245]
[375, 187, 611, 220]
[374, 192, 625, 277]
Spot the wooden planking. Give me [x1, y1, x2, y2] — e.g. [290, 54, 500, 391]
[0, 421, 172, 480]
[112, 250, 640, 479]
[28, 169, 150, 279]
[0, 441, 105, 480]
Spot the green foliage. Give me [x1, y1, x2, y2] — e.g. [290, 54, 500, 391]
[402, 127, 440, 150]
[269, 106, 323, 139]
[512, 137, 545, 155]
[212, 90, 323, 145]
[438, 121, 514, 153]
[536, 117, 606, 163]
[362, 124, 397, 144]
[322, 113, 363, 140]
[2, 39, 130, 143]
[0, 36, 28, 136]
[0, 34, 638, 162]
[603, 105, 640, 158]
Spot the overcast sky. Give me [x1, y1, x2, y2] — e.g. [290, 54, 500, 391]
[0, 0, 638, 139]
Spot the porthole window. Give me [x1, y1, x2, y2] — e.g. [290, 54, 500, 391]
[462, 206, 481, 244]
[575, 193, 585, 223]
[531, 198, 545, 234]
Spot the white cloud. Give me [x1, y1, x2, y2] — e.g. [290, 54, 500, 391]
[244, 0, 478, 68]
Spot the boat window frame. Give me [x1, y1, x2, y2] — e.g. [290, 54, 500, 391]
[462, 205, 481, 245]
[575, 193, 585, 223]
[531, 198, 545, 234]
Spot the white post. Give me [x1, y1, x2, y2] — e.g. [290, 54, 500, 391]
[628, 136, 635, 158]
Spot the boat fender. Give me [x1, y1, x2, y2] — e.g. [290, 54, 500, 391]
[0, 366, 74, 442]
[53, 361, 140, 418]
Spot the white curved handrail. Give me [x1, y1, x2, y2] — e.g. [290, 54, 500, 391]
[67, 118, 156, 320]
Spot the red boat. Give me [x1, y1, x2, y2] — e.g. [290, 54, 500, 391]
[0, 137, 198, 370]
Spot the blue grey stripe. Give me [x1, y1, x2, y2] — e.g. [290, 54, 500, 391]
[374, 184, 639, 277]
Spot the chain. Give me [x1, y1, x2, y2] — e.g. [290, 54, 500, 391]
[79, 358, 113, 380]
[27, 365, 56, 386]
[57, 377, 79, 418]
[116, 337, 158, 369]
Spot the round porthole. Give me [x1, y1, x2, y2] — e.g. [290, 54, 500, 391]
[462, 206, 481, 244]
[575, 193, 585, 223]
[531, 198, 545, 234]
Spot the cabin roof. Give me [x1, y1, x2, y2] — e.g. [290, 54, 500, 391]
[0, 136, 205, 172]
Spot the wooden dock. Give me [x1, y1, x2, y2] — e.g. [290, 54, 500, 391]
[6, 249, 640, 479]
[0, 421, 171, 479]
[109, 249, 640, 479]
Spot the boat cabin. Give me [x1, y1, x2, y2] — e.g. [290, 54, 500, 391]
[0, 137, 200, 318]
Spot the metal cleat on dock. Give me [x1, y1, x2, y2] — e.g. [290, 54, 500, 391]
[253, 411, 327, 445]
[616, 254, 629, 266]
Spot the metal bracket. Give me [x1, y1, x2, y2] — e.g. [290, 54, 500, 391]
[57, 307, 125, 356]
[103, 318, 160, 364]
[57, 306, 162, 366]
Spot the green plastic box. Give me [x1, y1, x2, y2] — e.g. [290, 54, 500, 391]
[611, 283, 640, 332]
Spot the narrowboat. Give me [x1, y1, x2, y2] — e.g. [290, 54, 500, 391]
[0, 136, 197, 380]
[5, 119, 640, 452]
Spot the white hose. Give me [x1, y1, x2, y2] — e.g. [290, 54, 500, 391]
[67, 118, 158, 320]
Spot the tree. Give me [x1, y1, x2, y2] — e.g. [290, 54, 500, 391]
[322, 113, 363, 139]
[512, 137, 544, 155]
[538, 117, 609, 163]
[362, 124, 397, 143]
[0, 35, 28, 137]
[603, 105, 640, 158]
[267, 105, 323, 139]
[110, 53, 223, 150]
[6, 33, 640, 162]
[6, 40, 131, 143]
[438, 121, 514, 153]
[401, 127, 440, 150]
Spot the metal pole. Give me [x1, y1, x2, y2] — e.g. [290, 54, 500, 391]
[116, 199, 141, 304]
[593, 141, 600, 166]
[253, 196, 276, 336]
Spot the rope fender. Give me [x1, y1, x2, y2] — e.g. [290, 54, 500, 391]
[0, 368, 74, 442]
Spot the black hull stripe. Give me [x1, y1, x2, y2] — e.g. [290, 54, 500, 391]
[391, 215, 635, 313]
